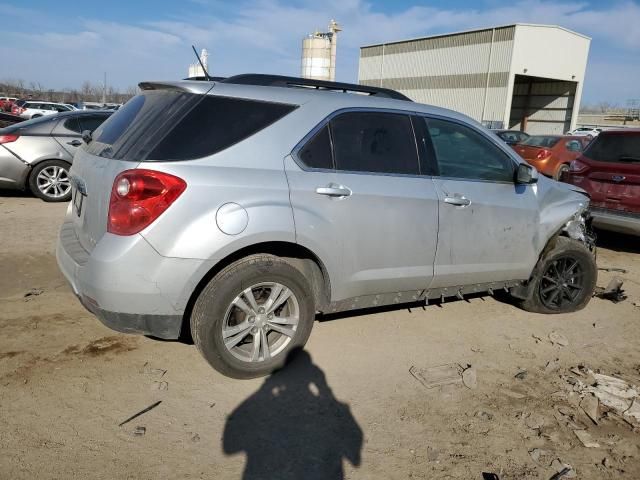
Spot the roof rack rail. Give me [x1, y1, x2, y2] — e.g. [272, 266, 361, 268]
[221, 74, 412, 101]
[183, 75, 227, 81]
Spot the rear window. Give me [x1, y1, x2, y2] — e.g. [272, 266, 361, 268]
[522, 136, 560, 148]
[86, 91, 297, 161]
[584, 133, 640, 163]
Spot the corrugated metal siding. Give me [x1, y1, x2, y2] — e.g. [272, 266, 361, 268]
[358, 26, 515, 123]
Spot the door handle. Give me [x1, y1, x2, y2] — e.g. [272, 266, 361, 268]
[315, 184, 352, 197]
[67, 140, 82, 146]
[444, 195, 471, 207]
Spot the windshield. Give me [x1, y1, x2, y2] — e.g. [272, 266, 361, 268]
[522, 136, 560, 148]
[583, 133, 640, 163]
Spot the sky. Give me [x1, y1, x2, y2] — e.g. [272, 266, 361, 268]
[0, 0, 638, 105]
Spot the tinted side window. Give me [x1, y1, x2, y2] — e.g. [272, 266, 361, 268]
[330, 112, 419, 175]
[298, 125, 333, 169]
[78, 115, 109, 133]
[149, 96, 296, 161]
[426, 118, 515, 182]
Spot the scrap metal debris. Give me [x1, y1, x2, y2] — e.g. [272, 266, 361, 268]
[133, 426, 146, 437]
[565, 368, 640, 426]
[594, 277, 627, 303]
[118, 400, 162, 427]
[573, 429, 599, 448]
[461, 366, 477, 389]
[598, 267, 628, 274]
[409, 364, 462, 389]
[549, 331, 569, 347]
[23, 288, 44, 300]
[409, 364, 477, 390]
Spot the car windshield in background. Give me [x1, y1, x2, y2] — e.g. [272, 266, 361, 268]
[522, 136, 560, 148]
[584, 134, 640, 163]
[87, 91, 297, 162]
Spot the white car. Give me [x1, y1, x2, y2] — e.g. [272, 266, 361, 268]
[16, 101, 73, 119]
[567, 127, 603, 139]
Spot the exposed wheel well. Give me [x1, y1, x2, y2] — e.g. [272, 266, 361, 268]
[179, 241, 331, 342]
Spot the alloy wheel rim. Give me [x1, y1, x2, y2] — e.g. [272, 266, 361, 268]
[36, 165, 70, 198]
[539, 256, 585, 310]
[222, 282, 300, 363]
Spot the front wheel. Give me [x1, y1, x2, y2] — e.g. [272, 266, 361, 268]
[519, 236, 597, 314]
[28, 160, 72, 202]
[190, 254, 315, 378]
[554, 163, 569, 181]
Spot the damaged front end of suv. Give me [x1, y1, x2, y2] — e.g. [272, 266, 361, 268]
[510, 180, 597, 312]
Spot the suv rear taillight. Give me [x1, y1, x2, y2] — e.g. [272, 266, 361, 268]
[569, 159, 589, 173]
[108, 169, 186, 236]
[0, 134, 19, 144]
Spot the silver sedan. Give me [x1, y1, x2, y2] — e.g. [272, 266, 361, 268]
[0, 110, 110, 201]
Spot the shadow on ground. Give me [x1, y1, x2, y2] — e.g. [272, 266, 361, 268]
[595, 228, 640, 255]
[0, 188, 33, 199]
[222, 349, 363, 480]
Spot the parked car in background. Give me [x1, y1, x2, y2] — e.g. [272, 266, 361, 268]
[492, 129, 530, 145]
[57, 75, 596, 379]
[14, 101, 74, 119]
[10, 99, 27, 115]
[564, 129, 640, 236]
[512, 135, 589, 180]
[0, 112, 25, 129]
[0, 110, 111, 201]
[0, 97, 18, 112]
[567, 127, 603, 139]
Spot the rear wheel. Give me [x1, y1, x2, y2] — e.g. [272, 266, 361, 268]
[190, 254, 315, 378]
[519, 236, 596, 314]
[554, 163, 569, 181]
[28, 160, 72, 202]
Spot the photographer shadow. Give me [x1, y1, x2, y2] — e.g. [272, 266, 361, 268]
[223, 349, 363, 480]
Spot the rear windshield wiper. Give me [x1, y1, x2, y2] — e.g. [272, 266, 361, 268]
[619, 156, 640, 162]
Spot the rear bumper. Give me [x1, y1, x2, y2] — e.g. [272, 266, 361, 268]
[590, 208, 640, 236]
[0, 145, 29, 189]
[56, 214, 209, 339]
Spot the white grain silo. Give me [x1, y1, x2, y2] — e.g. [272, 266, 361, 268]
[188, 48, 209, 78]
[301, 20, 341, 81]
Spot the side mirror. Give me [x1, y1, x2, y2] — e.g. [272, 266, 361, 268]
[81, 129, 93, 144]
[516, 163, 538, 184]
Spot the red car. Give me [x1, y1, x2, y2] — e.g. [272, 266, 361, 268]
[511, 135, 589, 180]
[0, 96, 17, 112]
[563, 129, 640, 236]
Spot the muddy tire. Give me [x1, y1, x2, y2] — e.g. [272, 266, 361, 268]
[519, 236, 597, 314]
[190, 254, 315, 379]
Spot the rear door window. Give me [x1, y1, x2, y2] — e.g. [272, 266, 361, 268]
[425, 117, 515, 182]
[329, 111, 419, 175]
[584, 134, 640, 163]
[87, 92, 297, 161]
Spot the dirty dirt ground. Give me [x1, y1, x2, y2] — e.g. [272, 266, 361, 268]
[1, 194, 639, 480]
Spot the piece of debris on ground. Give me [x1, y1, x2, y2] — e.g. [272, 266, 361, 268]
[118, 400, 162, 427]
[549, 331, 569, 347]
[594, 277, 627, 303]
[409, 364, 463, 389]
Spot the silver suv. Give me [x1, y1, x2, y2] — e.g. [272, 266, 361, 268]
[57, 75, 597, 378]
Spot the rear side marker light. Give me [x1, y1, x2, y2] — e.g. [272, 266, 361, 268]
[108, 169, 186, 236]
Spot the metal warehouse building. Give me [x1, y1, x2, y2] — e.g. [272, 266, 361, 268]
[359, 24, 591, 134]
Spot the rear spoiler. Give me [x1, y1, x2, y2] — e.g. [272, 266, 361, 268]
[138, 81, 214, 94]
